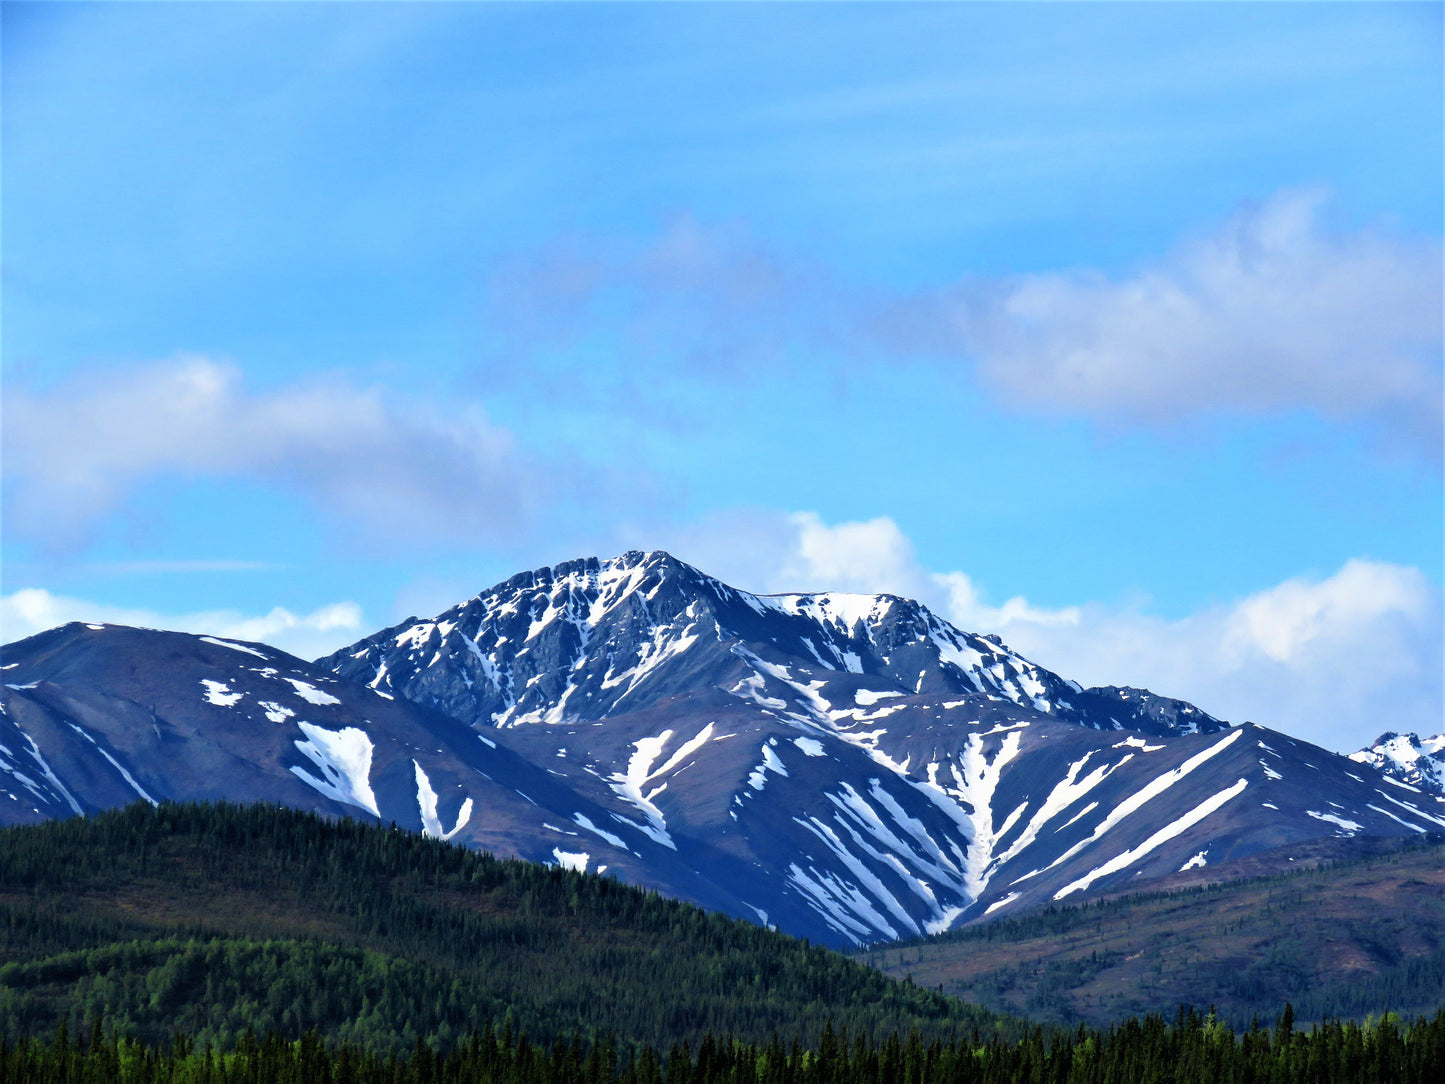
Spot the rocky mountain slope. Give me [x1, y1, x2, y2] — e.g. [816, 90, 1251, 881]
[859, 836, 1445, 1028]
[5, 550, 1443, 947]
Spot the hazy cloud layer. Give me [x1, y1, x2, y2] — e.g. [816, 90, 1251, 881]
[2, 356, 541, 553]
[485, 190, 1442, 462]
[659, 510, 1442, 754]
[0, 587, 365, 662]
[481, 214, 862, 401]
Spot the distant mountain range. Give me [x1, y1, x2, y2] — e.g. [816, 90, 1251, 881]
[4, 550, 1442, 947]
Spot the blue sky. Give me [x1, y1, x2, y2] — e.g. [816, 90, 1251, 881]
[3, 1, 1441, 753]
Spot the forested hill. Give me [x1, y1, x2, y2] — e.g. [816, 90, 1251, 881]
[859, 837, 1445, 1030]
[0, 801, 1010, 1053]
[4, 803, 1443, 1083]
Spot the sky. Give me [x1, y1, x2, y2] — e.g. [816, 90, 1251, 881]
[2, 1, 1441, 755]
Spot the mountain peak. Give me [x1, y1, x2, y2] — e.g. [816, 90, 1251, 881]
[319, 552, 1228, 739]
[1350, 731, 1445, 795]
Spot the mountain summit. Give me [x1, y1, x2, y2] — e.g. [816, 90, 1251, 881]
[322, 549, 1225, 738]
[5, 551, 1443, 946]
[1350, 732, 1445, 796]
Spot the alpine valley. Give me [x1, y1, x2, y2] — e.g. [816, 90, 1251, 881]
[3, 550, 1443, 949]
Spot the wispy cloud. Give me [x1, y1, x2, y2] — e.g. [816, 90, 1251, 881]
[87, 560, 285, 574]
[650, 509, 1442, 754]
[2, 356, 553, 554]
[0, 587, 365, 661]
[480, 213, 862, 398]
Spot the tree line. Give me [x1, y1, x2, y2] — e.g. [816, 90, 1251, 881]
[2, 1006, 1442, 1084]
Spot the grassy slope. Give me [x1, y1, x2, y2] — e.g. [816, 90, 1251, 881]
[0, 802, 1014, 1052]
[855, 840, 1445, 1029]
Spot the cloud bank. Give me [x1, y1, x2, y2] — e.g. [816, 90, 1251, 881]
[0, 587, 365, 662]
[2, 356, 540, 553]
[658, 510, 1442, 755]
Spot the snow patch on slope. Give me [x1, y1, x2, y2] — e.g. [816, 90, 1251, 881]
[1038, 728, 1245, 879]
[7, 726, 83, 815]
[573, 812, 631, 851]
[199, 636, 268, 659]
[284, 677, 342, 706]
[1307, 809, 1364, 836]
[553, 848, 590, 872]
[608, 724, 715, 849]
[747, 741, 790, 792]
[290, 722, 380, 817]
[912, 730, 1025, 901]
[413, 760, 473, 840]
[200, 680, 243, 707]
[67, 723, 158, 806]
[1054, 778, 1249, 899]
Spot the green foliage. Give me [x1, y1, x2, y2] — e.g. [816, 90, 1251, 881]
[0, 802, 1010, 1053]
[3, 804, 1442, 1080]
[1, 1007, 1442, 1084]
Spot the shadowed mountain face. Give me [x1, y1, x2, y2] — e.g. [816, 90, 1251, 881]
[6, 551, 1444, 947]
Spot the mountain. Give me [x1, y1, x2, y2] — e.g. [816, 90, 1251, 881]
[321, 550, 1225, 738]
[5, 550, 1444, 947]
[1351, 732, 1445, 796]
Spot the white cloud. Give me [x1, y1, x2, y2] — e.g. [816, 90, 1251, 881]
[1, 356, 542, 553]
[656, 509, 1441, 754]
[0, 587, 365, 662]
[658, 509, 1078, 628]
[1000, 561, 1441, 755]
[1222, 558, 1431, 665]
[780, 512, 930, 596]
[651, 509, 936, 601]
[946, 189, 1443, 459]
[931, 569, 1082, 631]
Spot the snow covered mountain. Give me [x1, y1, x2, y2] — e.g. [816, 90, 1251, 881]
[1350, 732, 1445, 796]
[5, 550, 1443, 948]
[322, 550, 1225, 738]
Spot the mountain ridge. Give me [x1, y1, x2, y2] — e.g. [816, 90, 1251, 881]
[5, 549, 1443, 947]
[321, 549, 1228, 739]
